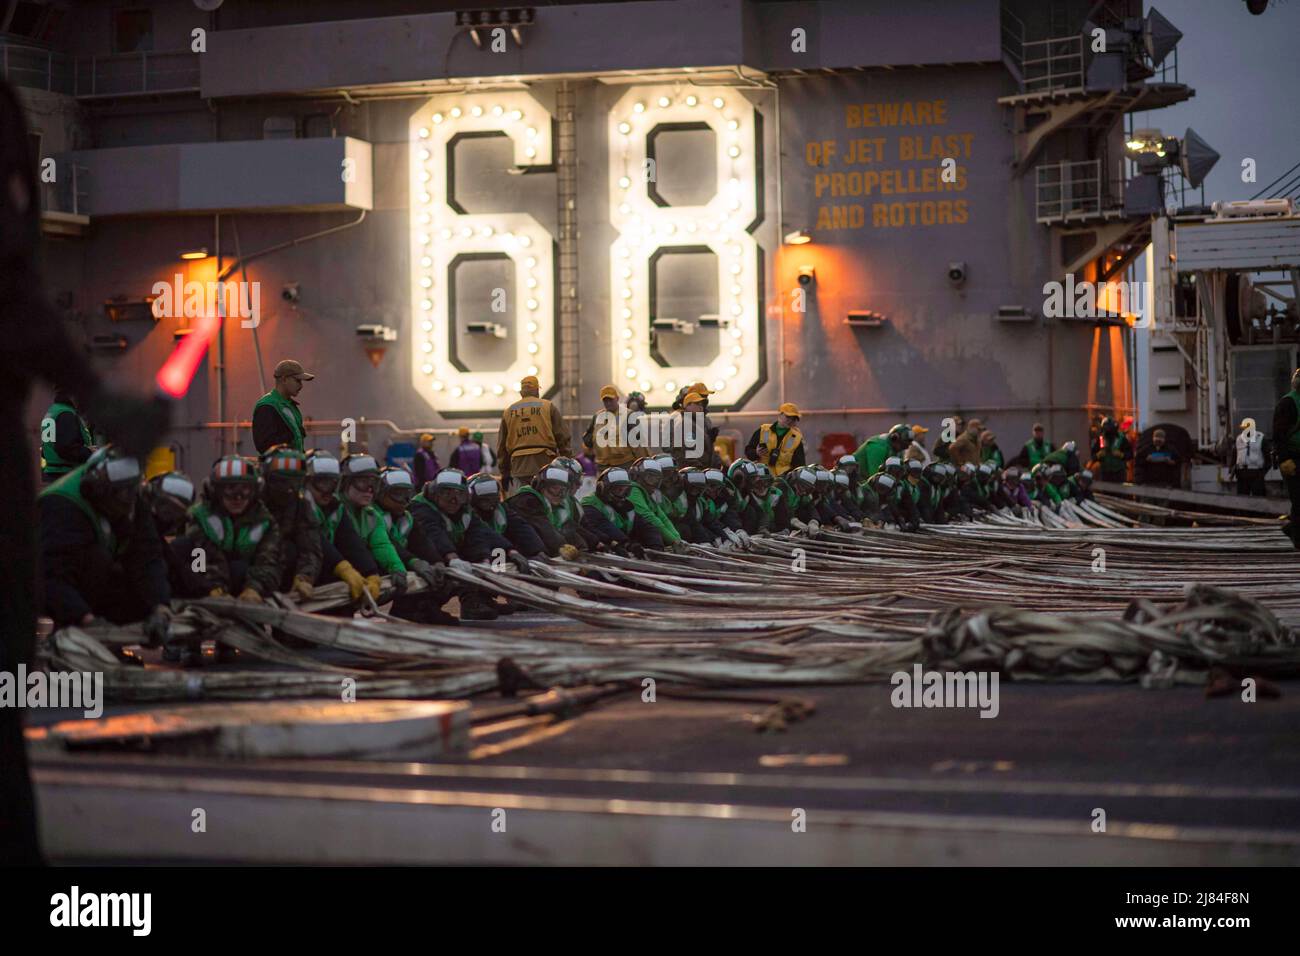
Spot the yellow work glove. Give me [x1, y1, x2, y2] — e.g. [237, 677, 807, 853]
[290, 575, 314, 602]
[1281, 459, 1297, 478]
[238, 587, 263, 604]
[558, 544, 580, 561]
[364, 575, 382, 601]
[334, 560, 366, 601]
[208, 587, 226, 598]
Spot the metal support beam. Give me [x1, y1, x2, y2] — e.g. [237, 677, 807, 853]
[556, 80, 580, 415]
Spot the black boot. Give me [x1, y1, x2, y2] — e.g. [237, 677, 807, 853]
[459, 590, 499, 621]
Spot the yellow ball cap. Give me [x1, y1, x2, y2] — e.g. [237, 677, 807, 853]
[683, 391, 705, 405]
[778, 402, 801, 418]
[599, 384, 620, 400]
[690, 382, 711, 396]
[520, 375, 540, 391]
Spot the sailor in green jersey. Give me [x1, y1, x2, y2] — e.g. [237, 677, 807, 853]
[777, 465, 820, 534]
[741, 462, 787, 534]
[900, 458, 931, 522]
[914, 462, 942, 523]
[1029, 463, 1063, 508]
[1013, 423, 1054, 469]
[338, 454, 407, 609]
[1045, 463, 1073, 504]
[375, 467, 444, 585]
[852, 423, 912, 478]
[183, 454, 282, 605]
[671, 467, 718, 543]
[838, 454, 882, 523]
[259, 444, 322, 602]
[649, 453, 689, 528]
[1067, 468, 1096, 503]
[412, 469, 525, 621]
[303, 449, 379, 602]
[626, 456, 685, 551]
[811, 464, 857, 531]
[40, 390, 94, 483]
[37, 448, 172, 642]
[1041, 440, 1081, 475]
[1091, 418, 1132, 482]
[702, 467, 750, 548]
[468, 471, 545, 557]
[252, 359, 313, 453]
[867, 471, 919, 530]
[580, 466, 649, 555]
[546, 456, 598, 550]
[506, 462, 591, 557]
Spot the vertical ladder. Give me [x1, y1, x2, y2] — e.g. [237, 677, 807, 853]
[556, 81, 580, 416]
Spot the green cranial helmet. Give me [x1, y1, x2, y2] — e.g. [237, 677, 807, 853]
[680, 466, 708, 493]
[467, 471, 503, 505]
[260, 444, 306, 483]
[791, 466, 817, 494]
[339, 453, 380, 486]
[376, 466, 415, 508]
[630, 456, 663, 489]
[552, 456, 583, 485]
[727, 458, 758, 488]
[147, 470, 196, 510]
[598, 465, 633, 501]
[211, 454, 260, 486]
[534, 463, 573, 494]
[429, 467, 469, 502]
[81, 446, 144, 518]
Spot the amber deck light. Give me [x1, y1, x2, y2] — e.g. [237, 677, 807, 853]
[179, 247, 209, 260]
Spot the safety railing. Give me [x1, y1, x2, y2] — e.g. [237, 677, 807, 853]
[1, 43, 199, 97]
[0, 42, 74, 93]
[1020, 33, 1083, 95]
[74, 49, 200, 97]
[1035, 159, 1127, 223]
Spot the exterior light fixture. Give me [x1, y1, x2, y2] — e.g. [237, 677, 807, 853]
[179, 247, 209, 260]
[784, 230, 812, 245]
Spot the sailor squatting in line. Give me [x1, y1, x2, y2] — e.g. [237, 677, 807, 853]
[31, 372, 1138, 672]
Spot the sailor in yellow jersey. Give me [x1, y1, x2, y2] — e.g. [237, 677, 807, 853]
[496, 375, 570, 490]
[745, 402, 806, 476]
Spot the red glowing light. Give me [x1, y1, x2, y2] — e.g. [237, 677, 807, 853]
[156, 312, 221, 398]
